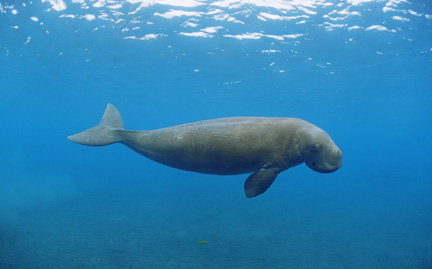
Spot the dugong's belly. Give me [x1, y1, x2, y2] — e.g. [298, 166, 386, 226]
[120, 118, 295, 175]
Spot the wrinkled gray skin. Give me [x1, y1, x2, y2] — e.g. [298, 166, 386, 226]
[68, 104, 342, 198]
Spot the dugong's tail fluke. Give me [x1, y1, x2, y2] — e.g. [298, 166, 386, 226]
[67, 103, 124, 146]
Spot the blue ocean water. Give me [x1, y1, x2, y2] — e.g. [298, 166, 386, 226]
[1, 0, 431, 268]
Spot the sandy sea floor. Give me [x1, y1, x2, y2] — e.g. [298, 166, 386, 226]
[1, 170, 431, 269]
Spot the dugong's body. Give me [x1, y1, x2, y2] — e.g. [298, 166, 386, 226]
[68, 104, 342, 198]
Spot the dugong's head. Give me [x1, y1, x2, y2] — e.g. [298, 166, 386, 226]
[299, 123, 342, 173]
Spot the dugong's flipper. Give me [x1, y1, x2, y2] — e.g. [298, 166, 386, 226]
[68, 104, 124, 146]
[244, 167, 279, 198]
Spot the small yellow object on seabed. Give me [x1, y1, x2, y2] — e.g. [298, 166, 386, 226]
[197, 240, 209, 245]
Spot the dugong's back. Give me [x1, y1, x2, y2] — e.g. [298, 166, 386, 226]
[120, 117, 301, 175]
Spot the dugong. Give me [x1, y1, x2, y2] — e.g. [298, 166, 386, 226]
[68, 104, 342, 198]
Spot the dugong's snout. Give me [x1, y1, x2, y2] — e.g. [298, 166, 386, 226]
[306, 147, 342, 173]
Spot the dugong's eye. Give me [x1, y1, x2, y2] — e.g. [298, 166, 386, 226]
[311, 145, 319, 152]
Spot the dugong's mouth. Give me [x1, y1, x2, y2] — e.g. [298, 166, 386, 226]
[306, 162, 341, 173]
[306, 149, 342, 173]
